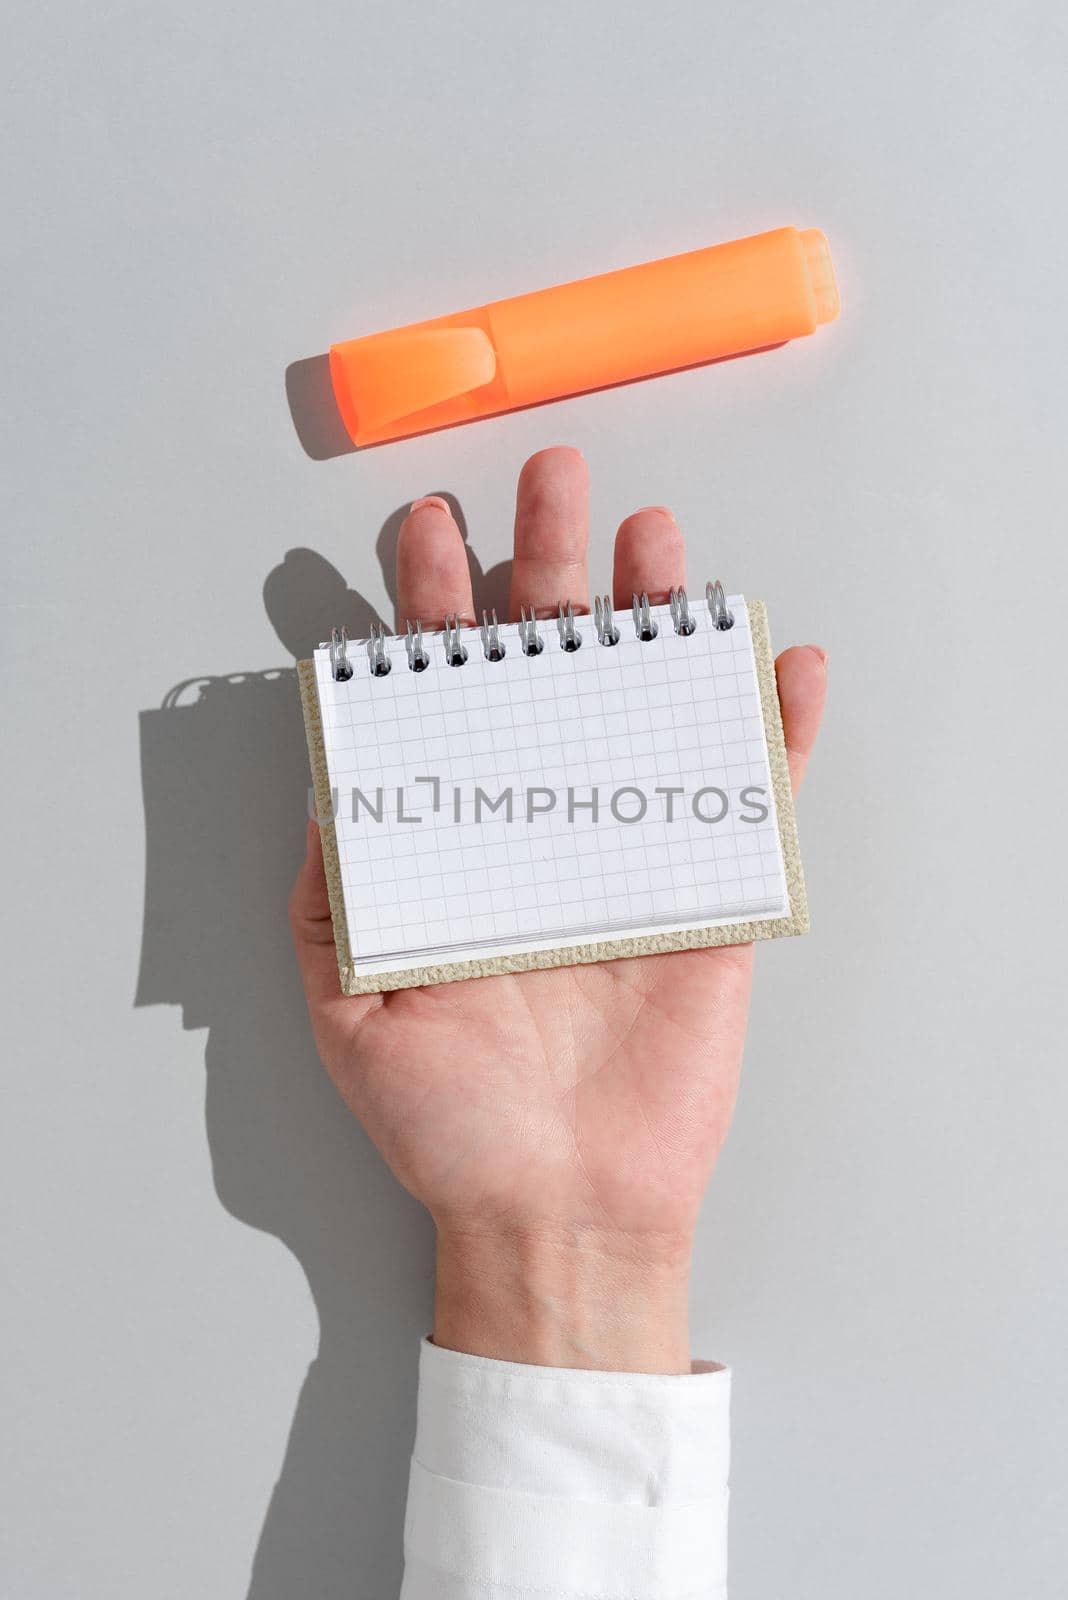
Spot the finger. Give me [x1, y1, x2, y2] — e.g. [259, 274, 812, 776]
[289, 820, 380, 1022]
[396, 496, 475, 630]
[508, 447, 589, 621]
[289, 819, 343, 1004]
[612, 506, 686, 608]
[775, 645, 828, 795]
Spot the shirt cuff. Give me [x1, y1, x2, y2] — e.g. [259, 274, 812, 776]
[401, 1336, 730, 1600]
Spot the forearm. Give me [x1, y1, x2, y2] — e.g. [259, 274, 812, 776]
[433, 1223, 695, 1374]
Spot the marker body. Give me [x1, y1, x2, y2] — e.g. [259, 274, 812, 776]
[329, 226, 838, 447]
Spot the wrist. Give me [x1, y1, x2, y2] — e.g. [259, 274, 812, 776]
[433, 1222, 694, 1374]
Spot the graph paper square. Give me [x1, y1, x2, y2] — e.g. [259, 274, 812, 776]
[301, 597, 806, 991]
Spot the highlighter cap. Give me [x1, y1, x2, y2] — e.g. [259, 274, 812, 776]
[329, 323, 498, 444]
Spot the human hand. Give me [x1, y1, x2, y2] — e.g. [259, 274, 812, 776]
[290, 448, 827, 1372]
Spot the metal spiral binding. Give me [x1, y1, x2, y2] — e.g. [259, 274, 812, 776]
[328, 582, 734, 683]
[632, 591, 658, 641]
[594, 595, 619, 645]
[443, 614, 468, 666]
[405, 619, 429, 672]
[330, 626, 353, 681]
[367, 620, 391, 676]
[518, 605, 543, 656]
[706, 580, 734, 631]
[669, 587, 696, 636]
[557, 601, 581, 652]
[480, 610, 506, 661]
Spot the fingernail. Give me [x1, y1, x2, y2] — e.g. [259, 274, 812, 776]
[635, 505, 676, 521]
[806, 644, 829, 666]
[409, 495, 451, 516]
[305, 817, 319, 856]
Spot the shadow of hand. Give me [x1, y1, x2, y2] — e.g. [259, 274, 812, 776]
[135, 515, 503, 1597]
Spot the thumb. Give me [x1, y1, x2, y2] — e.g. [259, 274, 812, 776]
[289, 819, 347, 1010]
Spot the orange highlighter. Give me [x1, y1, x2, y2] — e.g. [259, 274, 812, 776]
[328, 226, 838, 448]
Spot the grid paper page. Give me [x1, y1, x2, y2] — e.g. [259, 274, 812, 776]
[312, 598, 787, 977]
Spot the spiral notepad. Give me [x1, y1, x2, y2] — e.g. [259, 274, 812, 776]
[299, 586, 807, 994]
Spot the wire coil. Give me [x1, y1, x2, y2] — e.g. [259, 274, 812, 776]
[324, 585, 734, 680]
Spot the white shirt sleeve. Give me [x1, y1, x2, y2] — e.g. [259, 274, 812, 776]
[400, 1337, 730, 1600]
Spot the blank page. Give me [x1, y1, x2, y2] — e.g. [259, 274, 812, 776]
[312, 597, 787, 980]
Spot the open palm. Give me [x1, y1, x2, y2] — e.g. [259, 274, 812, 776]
[291, 448, 826, 1312]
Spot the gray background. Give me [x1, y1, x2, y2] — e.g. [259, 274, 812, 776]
[4, 2, 1066, 1596]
